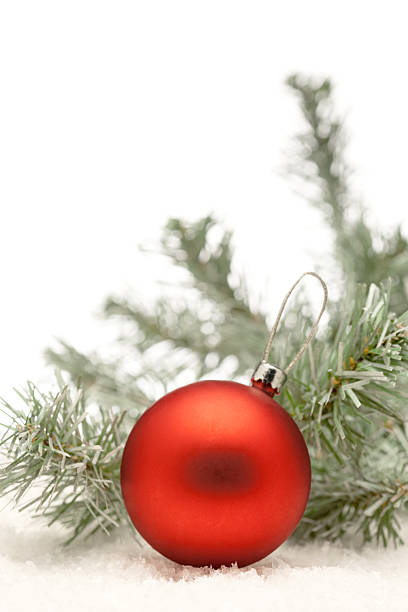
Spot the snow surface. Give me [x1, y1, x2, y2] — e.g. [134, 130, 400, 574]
[1, 504, 407, 612]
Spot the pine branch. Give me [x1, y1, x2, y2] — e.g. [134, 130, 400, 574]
[44, 341, 153, 414]
[299, 467, 407, 546]
[285, 280, 408, 545]
[104, 215, 269, 375]
[286, 74, 408, 315]
[0, 380, 138, 545]
[285, 75, 350, 229]
[47, 215, 279, 387]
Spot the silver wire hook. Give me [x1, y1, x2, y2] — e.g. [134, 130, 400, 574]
[263, 271, 328, 374]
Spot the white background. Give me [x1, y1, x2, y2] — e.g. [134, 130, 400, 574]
[1, 1, 408, 401]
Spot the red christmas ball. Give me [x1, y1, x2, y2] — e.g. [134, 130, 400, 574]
[120, 380, 311, 568]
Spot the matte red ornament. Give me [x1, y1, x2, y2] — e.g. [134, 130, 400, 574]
[120, 272, 327, 568]
[120, 380, 311, 568]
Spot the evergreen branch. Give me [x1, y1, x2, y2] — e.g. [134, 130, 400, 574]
[104, 215, 269, 378]
[49, 215, 274, 387]
[285, 75, 350, 228]
[159, 216, 249, 308]
[286, 74, 408, 315]
[285, 280, 408, 545]
[0, 381, 138, 545]
[299, 469, 408, 546]
[44, 341, 153, 413]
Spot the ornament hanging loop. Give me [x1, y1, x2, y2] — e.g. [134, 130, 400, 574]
[251, 272, 328, 396]
[264, 271, 328, 373]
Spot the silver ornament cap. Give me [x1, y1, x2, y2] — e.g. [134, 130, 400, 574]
[250, 360, 287, 397]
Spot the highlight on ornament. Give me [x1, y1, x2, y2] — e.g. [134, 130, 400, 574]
[120, 271, 328, 568]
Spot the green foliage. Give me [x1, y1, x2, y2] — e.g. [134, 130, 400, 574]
[0, 378, 136, 545]
[286, 74, 408, 315]
[1, 74, 408, 549]
[46, 215, 272, 394]
[104, 216, 264, 374]
[287, 280, 408, 544]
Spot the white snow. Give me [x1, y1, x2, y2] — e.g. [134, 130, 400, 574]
[1, 503, 407, 612]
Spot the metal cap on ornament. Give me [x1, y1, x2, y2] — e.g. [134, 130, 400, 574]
[251, 361, 287, 397]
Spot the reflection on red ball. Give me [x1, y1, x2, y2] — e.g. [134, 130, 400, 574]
[120, 380, 311, 568]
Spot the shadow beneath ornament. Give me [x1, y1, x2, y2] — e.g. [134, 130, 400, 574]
[122, 548, 292, 583]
